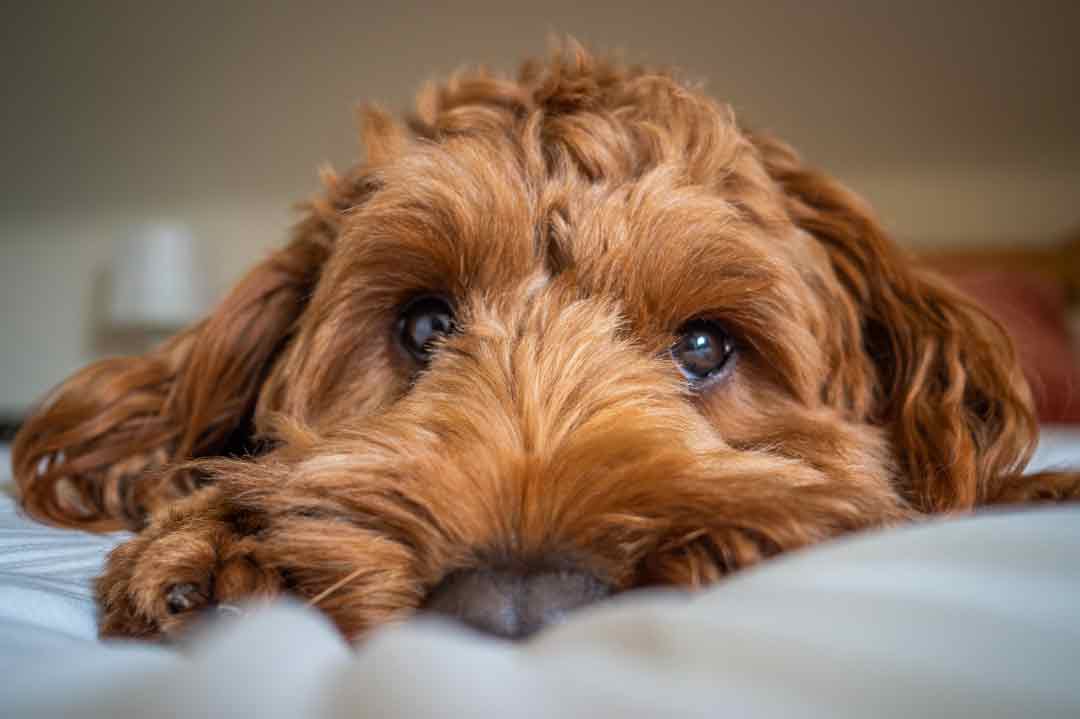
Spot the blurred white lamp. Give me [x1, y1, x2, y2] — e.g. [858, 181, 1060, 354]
[106, 222, 208, 334]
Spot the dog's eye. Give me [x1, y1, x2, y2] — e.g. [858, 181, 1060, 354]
[398, 295, 455, 363]
[671, 320, 736, 384]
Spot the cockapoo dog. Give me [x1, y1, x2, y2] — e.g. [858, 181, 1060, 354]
[13, 45, 1079, 641]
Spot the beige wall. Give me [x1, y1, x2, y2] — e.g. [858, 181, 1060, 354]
[0, 200, 294, 413]
[2, 1, 1078, 413]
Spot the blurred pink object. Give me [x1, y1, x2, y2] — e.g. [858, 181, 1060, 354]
[946, 268, 1080, 423]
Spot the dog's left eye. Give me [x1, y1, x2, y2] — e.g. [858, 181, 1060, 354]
[398, 295, 455, 364]
[671, 320, 736, 384]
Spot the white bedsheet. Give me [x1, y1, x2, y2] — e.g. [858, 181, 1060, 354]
[1, 436, 1079, 718]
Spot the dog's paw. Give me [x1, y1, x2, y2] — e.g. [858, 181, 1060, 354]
[96, 488, 281, 640]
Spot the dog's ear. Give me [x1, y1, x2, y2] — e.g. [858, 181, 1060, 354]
[11, 167, 380, 531]
[12, 233, 327, 530]
[752, 134, 1037, 512]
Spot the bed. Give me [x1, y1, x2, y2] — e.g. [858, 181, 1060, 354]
[2, 436, 1079, 718]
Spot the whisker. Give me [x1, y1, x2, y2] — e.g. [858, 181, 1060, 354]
[307, 567, 367, 607]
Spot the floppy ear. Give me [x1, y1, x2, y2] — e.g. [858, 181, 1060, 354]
[11, 171, 374, 531]
[752, 134, 1038, 512]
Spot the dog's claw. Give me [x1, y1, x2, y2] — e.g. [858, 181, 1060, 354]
[216, 603, 244, 618]
[165, 583, 208, 614]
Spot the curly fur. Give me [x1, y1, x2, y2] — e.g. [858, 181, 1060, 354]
[13, 42, 1079, 640]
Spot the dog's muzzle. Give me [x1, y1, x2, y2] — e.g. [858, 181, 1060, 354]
[423, 566, 612, 640]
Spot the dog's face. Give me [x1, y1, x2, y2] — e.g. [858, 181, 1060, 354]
[16, 48, 1038, 638]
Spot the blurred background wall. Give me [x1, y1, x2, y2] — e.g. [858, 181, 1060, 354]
[1, 0, 1078, 418]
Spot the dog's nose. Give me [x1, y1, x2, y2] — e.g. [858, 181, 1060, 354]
[423, 567, 612, 640]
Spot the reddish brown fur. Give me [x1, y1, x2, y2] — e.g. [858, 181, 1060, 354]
[13, 43, 1079, 641]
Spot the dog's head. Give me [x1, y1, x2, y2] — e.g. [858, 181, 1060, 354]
[16, 46, 1036, 637]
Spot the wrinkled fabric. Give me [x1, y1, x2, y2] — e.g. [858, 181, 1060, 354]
[1, 439, 1079, 718]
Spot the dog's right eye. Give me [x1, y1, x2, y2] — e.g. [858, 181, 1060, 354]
[671, 319, 737, 385]
[398, 295, 455, 364]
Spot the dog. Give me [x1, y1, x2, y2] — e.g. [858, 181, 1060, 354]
[12, 44, 1080, 642]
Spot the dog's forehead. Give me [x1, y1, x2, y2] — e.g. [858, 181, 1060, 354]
[340, 128, 819, 324]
